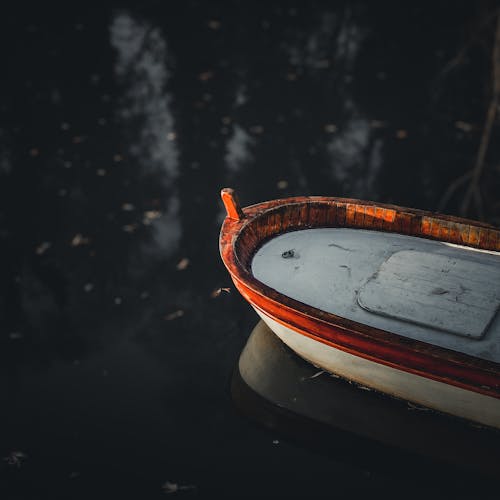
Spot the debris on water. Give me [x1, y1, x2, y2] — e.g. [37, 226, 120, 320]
[29, 148, 40, 157]
[407, 402, 431, 412]
[162, 482, 177, 494]
[276, 180, 288, 190]
[162, 481, 196, 494]
[358, 385, 372, 391]
[207, 19, 221, 30]
[35, 241, 51, 255]
[96, 168, 106, 176]
[167, 132, 177, 141]
[324, 123, 337, 133]
[121, 202, 135, 211]
[272, 439, 279, 445]
[123, 224, 138, 233]
[143, 210, 162, 225]
[455, 120, 473, 132]
[301, 370, 325, 382]
[164, 310, 184, 321]
[470, 423, 486, 429]
[83, 283, 94, 293]
[71, 233, 90, 247]
[3, 451, 27, 467]
[210, 287, 231, 298]
[431, 287, 449, 295]
[113, 154, 123, 162]
[114, 297, 122, 305]
[395, 129, 408, 139]
[176, 258, 190, 271]
[281, 249, 296, 259]
[198, 70, 214, 81]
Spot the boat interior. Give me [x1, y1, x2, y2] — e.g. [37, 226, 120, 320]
[251, 227, 500, 363]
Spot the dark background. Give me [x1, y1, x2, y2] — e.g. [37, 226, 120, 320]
[1, 1, 499, 498]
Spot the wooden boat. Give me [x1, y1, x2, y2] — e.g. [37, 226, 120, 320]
[219, 188, 500, 429]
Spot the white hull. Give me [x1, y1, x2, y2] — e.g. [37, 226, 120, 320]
[254, 308, 500, 430]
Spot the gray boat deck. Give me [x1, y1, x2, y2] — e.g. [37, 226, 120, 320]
[251, 228, 500, 363]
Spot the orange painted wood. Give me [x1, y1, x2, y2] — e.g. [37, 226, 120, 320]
[221, 188, 245, 221]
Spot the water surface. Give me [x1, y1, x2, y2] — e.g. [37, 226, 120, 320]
[1, 2, 498, 498]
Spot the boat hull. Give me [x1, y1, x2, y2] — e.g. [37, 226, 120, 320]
[254, 307, 500, 429]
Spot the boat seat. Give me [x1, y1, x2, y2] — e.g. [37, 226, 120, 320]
[357, 250, 500, 339]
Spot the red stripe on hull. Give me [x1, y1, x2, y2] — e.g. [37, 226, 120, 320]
[232, 277, 500, 399]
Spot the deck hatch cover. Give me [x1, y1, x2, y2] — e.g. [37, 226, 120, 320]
[357, 250, 500, 339]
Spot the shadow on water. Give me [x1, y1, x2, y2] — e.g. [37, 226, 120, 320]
[232, 321, 500, 495]
[0, 2, 499, 498]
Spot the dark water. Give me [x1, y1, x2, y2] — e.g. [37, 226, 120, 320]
[0, 2, 499, 498]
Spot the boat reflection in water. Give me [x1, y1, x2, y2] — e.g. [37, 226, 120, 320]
[232, 321, 500, 484]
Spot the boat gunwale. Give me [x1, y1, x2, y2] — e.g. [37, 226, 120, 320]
[219, 195, 500, 398]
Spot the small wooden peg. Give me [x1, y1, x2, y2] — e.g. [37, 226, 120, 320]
[221, 188, 245, 221]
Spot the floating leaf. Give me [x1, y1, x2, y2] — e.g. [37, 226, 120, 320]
[3, 451, 27, 467]
[198, 71, 214, 81]
[176, 258, 190, 271]
[323, 123, 337, 133]
[162, 481, 196, 495]
[210, 287, 231, 298]
[164, 310, 184, 321]
[71, 234, 90, 247]
[35, 241, 51, 255]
